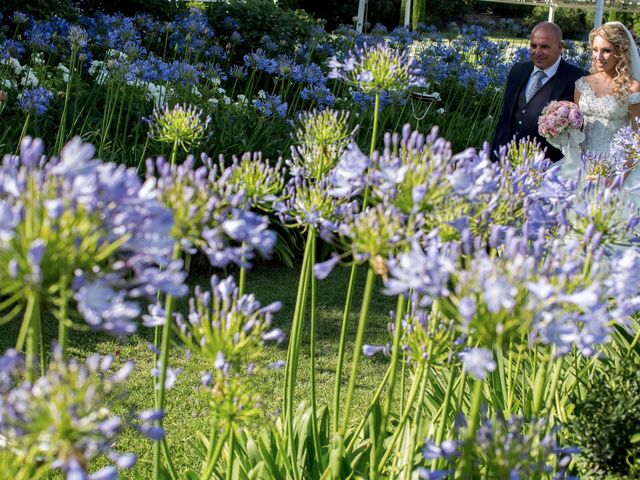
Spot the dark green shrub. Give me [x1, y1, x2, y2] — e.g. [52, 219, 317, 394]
[568, 355, 640, 479]
[0, 0, 181, 20]
[0, 0, 79, 20]
[74, 0, 182, 19]
[206, 0, 320, 57]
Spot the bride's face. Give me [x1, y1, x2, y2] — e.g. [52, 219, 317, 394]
[592, 35, 618, 74]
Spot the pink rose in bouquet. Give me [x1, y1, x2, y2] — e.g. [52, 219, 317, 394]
[537, 100, 583, 139]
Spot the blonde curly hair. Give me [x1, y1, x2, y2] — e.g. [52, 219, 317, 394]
[589, 22, 633, 100]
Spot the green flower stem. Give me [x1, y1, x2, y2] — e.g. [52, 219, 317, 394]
[332, 260, 359, 433]
[238, 244, 247, 298]
[400, 352, 407, 409]
[340, 265, 376, 436]
[16, 112, 31, 153]
[170, 137, 179, 168]
[226, 428, 235, 478]
[283, 228, 315, 480]
[494, 343, 508, 413]
[202, 424, 231, 480]
[543, 356, 564, 421]
[136, 135, 151, 172]
[623, 324, 640, 361]
[153, 242, 182, 480]
[57, 292, 70, 357]
[466, 379, 484, 437]
[160, 437, 178, 480]
[23, 293, 41, 383]
[461, 379, 485, 478]
[308, 233, 321, 464]
[380, 294, 406, 437]
[531, 349, 547, 416]
[55, 44, 77, 153]
[433, 365, 457, 446]
[377, 361, 427, 472]
[332, 91, 381, 434]
[346, 363, 393, 452]
[402, 370, 429, 478]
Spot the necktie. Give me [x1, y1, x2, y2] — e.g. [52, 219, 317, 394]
[526, 70, 546, 102]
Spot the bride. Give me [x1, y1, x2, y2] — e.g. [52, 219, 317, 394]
[573, 22, 640, 176]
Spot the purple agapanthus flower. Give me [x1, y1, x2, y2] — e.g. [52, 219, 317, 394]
[18, 86, 54, 115]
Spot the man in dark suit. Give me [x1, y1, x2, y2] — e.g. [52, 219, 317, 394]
[491, 22, 586, 162]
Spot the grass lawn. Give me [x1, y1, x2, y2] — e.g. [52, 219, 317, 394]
[4, 258, 397, 476]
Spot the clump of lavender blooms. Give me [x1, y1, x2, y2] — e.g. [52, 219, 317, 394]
[223, 151, 285, 211]
[291, 109, 353, 180]
[17, 86, 54, 115]
[0, 347, 146, 479]
[147, 103, 211, 152]
[0, 137, 185, 338]
[419, 413, 575, 479]
[145, 154, 277, 268]
[172, 275, 284, 426]
[328, 42, 424, 94]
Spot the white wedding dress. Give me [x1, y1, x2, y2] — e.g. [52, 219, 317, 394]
[574, 77, 640, 207]
[576, 77, 640, 156]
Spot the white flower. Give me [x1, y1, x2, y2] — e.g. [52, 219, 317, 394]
[436, 107, 446, 114]
[20, 70, 39, 87]
[88, 60, 103, 76]
[32, 52, 45, 66]
[459, 348, 496, 380]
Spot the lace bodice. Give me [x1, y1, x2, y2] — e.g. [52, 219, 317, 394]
[576, 77, 640, 155]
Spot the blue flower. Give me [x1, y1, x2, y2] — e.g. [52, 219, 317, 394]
[459, 347, 496, 380]
[18, 86, 54, 115]
[253, 94, 288, 118]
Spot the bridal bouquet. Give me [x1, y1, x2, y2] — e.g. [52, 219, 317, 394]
[538, 100, 585, 177]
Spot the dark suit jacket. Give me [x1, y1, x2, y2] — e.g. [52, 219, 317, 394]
[491, 59, 586, 162]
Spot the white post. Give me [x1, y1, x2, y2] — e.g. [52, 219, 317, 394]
[404, 0, 412, 28]
[594, 0, 605, 27]
[356, 0, 367, 33]
[548, 5, 555, 23]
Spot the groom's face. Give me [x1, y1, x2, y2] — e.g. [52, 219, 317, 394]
[529, 27, 563, 70]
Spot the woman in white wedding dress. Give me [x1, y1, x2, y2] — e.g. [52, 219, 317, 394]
[574, 22, 640, 157]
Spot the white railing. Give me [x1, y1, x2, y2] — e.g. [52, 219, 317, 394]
[477, 0, 640, 11]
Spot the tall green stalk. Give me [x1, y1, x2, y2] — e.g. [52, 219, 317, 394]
[282, 228, 315, 479]
[332, 92, 381, 432]
[340, 265, 376, 436]
[23, 293, 41, 383]
[55, 44, 77, 153]
[153, 242, 182, 480]
[308, 233, 321, 464]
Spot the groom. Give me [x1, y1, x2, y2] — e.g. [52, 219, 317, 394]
[491, 22, 585, 162]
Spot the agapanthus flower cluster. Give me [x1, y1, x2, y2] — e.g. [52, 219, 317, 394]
[0, 347, 143, 479]
[0, 137, 184, 336]
[328, 42, 424, 94]
[173, 275, 284, 426]
[17, 85, 53, 115]
[566, 181, 640, 249]
[370, 125, 454, 217]
[419, 413, 575, 479]
[253, 92, 288, 118]
[385, 225, 620, 356]
[146, 154, 276, 267]
[146, 103, 211, 152]
[224, 152, 285, 210]
[291, 109, 353, 180]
